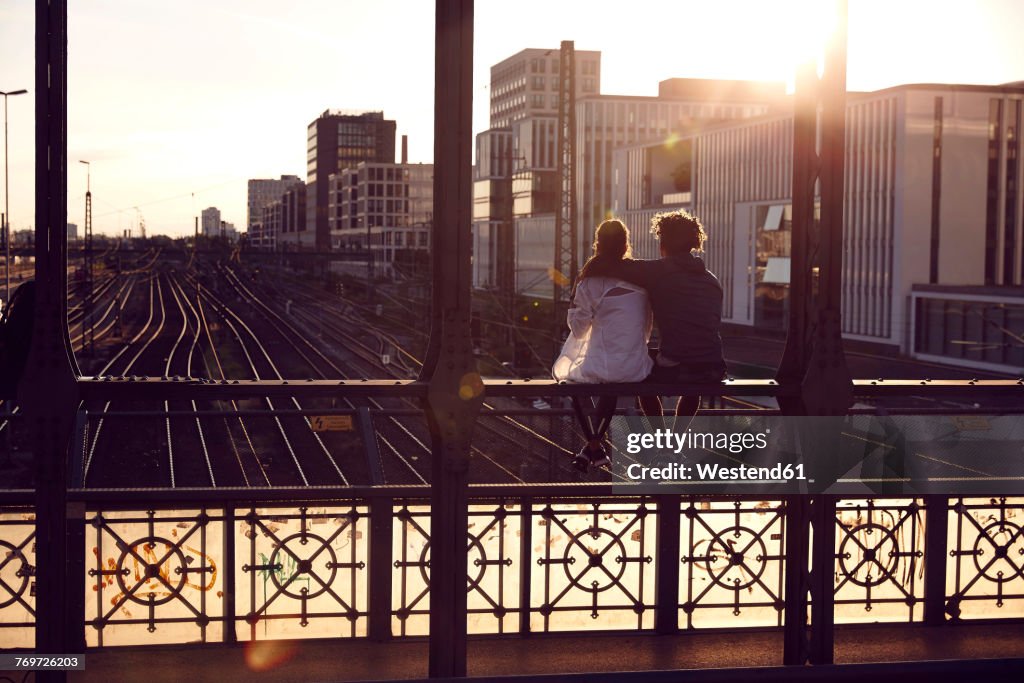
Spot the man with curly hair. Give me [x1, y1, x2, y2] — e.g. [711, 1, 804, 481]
[585, 209, 726, 422]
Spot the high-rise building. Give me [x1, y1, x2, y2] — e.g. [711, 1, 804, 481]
[200, 207, 221, 237]
[472, 47, 600, 295]
[489, 48, 601, 129]
[247, 175, 301, 249]
[306, 110, 397, 251]
[329, 161, 433, 279]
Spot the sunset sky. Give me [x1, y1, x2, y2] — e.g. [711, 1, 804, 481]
[0, 0, 1022, 237]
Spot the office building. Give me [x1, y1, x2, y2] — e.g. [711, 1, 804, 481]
[328, 162, 433, 279]
[260, 201, 283, 250]
[277, 183, 307, 251]
[306, 110, 397, 250]
[247, 175, 302, 250]
[490, 48, 601, 129]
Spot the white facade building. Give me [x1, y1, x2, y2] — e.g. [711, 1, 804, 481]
[610, 83, 1024, 372]
[200, 207, 221, 237]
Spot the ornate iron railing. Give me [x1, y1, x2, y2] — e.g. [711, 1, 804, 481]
[2, 489, 1023, 651]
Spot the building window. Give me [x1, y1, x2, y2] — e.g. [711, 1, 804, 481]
[754, 204, 795, 329]
[582, 78, 595, 93]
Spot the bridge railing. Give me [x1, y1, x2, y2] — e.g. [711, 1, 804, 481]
[2, 484, 1023, 651]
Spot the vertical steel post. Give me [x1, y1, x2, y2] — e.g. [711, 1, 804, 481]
[29, 2, 81, 680]
[808, 495, 836, 664]
[422, 0, 479, 677]
[777, 0, 850, 667]
[518, 496, 533, 635]
[223, 506, 237, 644]
[654, 495, 681, 635]
[923, 495, 949, 625]
[65, 501, 86, 655]
[359, 406, 385, 485]
[782, 495, 809, 665]
[368, 497, 394, 641]
[776, 60, 817, 394]
[777, 0, 851, 412]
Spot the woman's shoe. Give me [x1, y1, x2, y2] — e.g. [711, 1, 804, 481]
[587, 443, 611, 468]
[572, 450, 591, 472]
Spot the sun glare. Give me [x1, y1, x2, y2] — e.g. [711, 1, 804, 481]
[775, 0, 843, 89]
[629, 0, 843, 93]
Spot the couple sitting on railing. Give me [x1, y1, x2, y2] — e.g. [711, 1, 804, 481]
[552, 210, 726, 471]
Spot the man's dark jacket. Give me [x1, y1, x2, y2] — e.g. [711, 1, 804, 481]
[585, 253, 725, 367]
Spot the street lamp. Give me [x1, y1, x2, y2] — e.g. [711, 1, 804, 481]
[1, 88, 28, 306]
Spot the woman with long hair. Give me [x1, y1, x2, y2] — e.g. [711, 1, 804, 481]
[552, 219, 653, 469]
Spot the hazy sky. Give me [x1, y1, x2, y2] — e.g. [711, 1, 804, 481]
[0, 0, 1021, 237]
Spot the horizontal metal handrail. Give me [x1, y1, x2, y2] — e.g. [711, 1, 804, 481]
[75, 375, 1024, 402]
[0, 482, 798, 506]
[76, 406, 1024, 418]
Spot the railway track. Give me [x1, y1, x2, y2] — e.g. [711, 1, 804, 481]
[71, 247, 1018, 490]
[228, 264, 620, 483]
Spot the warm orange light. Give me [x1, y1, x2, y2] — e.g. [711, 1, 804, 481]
[244, 639, 297, 672]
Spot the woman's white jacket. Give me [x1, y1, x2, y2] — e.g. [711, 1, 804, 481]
[552, 276, 654, 383]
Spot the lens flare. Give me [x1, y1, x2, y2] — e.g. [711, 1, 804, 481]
[244, 639, 297, 672]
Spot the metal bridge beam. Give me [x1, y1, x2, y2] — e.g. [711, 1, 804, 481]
[28, 1, 82, 680]
[422, 0, 480, 677]
[778, 0, 850, 667]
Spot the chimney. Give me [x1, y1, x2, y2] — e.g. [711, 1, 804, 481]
[401, 135, 408, 164]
